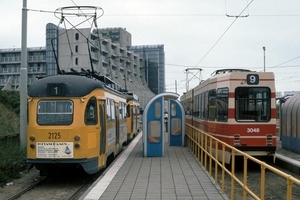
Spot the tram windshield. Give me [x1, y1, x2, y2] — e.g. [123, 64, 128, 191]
[37, 100, 73, 125]
[235, 87, 271, 122]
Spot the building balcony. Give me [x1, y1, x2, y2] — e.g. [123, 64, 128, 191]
[101, 45, 108, 53]
[28, 55, 46, 63]
[1, 57, 21, 63]
[1, 68, 20, 74]
[91, 52, 98, 61]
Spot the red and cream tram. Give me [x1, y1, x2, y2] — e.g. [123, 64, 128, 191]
[180, 69, 277, 163]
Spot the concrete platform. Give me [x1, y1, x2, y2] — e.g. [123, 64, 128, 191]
[275, 137, 300, 174]
[80, 133, 229, 200]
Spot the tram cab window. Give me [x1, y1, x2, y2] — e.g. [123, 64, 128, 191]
[235, 87, 271, 122]
[85, 97, 97, 125]
[37, 100, 73, 125]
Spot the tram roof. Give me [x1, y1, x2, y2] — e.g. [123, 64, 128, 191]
[211, 69, 252, 76]
[28, 75, 106, 97]
[126, 93, 139, 101]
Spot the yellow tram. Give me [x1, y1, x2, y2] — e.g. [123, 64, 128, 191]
[27, 75, 128, 175]
[126, 93, 141, 142]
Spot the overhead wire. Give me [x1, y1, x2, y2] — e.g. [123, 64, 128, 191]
[166, 63, 300, 69]
[194, 0, 255, 67]
[25, 2, 300, 91]
[260, 55, 300, 83]
[101, 13, 300, 17]
[267, 55, 300, 70]
[179, 0, 255, 89]
[224, 0, 250, 17]
[26, 9, 300, 17]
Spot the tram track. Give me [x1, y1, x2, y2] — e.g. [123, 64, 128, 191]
[4, 169, 101, 200]
[6, 176, 47, 200]
[67, 172, 100, 200]
[1, 135, 130, 200]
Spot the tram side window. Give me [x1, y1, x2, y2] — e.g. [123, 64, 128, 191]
[235, 87, 271, 122]
[126, 104, 131, 117]
[123, 102, 126, 118]
[182, 96, 192, 115]
[133, 105, 136, 116]
[111, 99, 116, 120]
[208, 89, 216, 121]
[106, 99, 111, 120]
[204, 91, 208, 119]
[193, 94, 200, 118]
[106, 98, 115, 121]
[137, 106, 140, 115]
[193, 95, 196, 117]
[192, 96, 195, 117]
[217, 88, 229, 122]
[200, 93, 204, 119]
[119, 102, 126, 119]
[84, 97, 97, 125]
[118, 102, 122, 119]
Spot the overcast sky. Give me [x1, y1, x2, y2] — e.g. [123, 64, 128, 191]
[1, 0, 300, 96]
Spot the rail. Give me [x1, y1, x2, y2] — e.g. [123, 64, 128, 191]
[185, 124, 300, 200]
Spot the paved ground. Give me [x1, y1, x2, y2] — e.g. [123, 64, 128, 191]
[80, 133, 229, 200]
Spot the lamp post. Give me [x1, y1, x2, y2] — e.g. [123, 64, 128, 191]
[20, 0, 28, 147]
[263, 46, 266, 72]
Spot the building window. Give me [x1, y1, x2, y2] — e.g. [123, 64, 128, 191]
[75, 45, 78, 53]
[75, 57, 78, 65]
[75, 33, 79, 40]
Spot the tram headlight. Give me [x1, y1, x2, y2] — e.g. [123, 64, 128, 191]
[30, 143, 35, 149]
[29, 135, 35, 141]
[74, 135, 80, 141]
[74, 142, 81, 149]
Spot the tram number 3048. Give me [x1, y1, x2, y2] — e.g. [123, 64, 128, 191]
[247, 128, 260, 133]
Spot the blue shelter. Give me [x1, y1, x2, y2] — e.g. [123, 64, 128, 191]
[143, 92, 185, 157]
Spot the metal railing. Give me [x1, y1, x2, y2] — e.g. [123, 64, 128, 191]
[185, 123, 300, 200]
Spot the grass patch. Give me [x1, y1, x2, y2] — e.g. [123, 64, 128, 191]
[0, 103, 19, 137]
[0, 90, 23, 186]
[0, 139, 26, 186]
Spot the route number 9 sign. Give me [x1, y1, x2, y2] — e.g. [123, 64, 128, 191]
[247, 74, 259, 85]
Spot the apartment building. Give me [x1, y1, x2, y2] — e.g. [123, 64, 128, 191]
[0, 47, 46, 90]
[0, 24, 166, 108]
